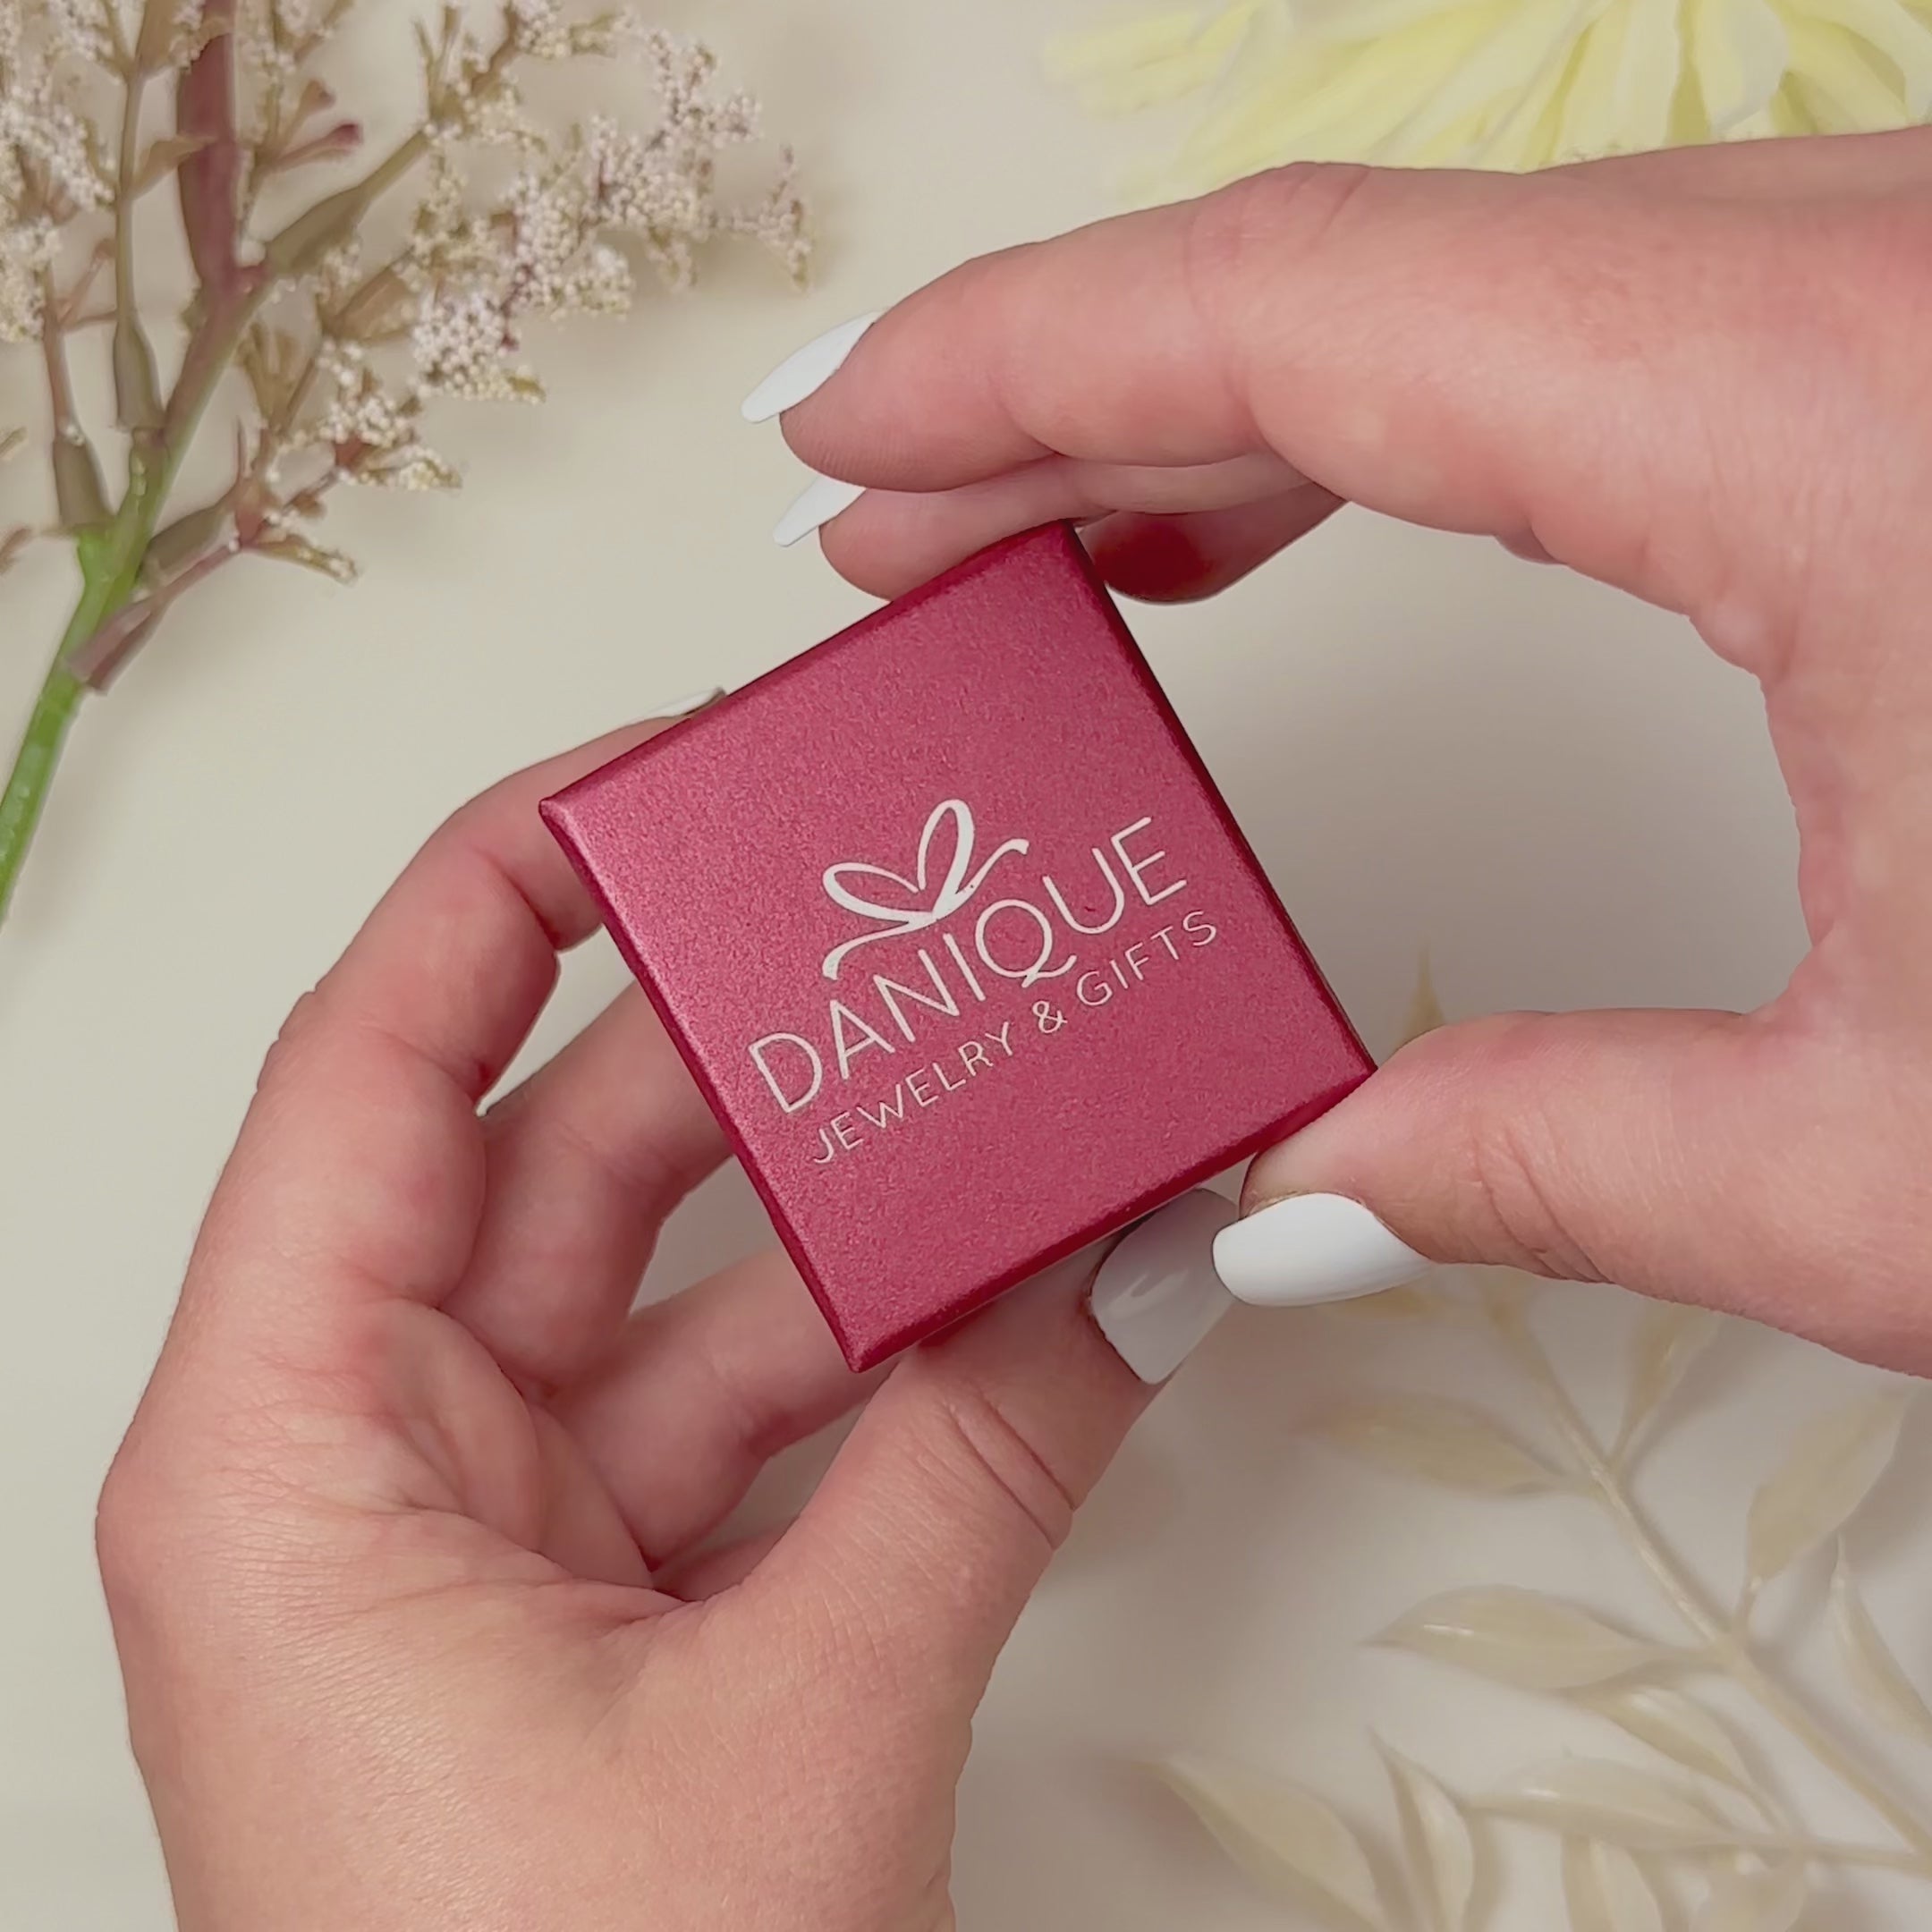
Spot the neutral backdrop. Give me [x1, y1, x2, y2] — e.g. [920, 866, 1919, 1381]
[4, 4, 1927, 1928]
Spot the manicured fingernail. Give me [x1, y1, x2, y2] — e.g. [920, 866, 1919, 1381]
[648, 687, 724, 720]
[774, 472, 865, 547]
[1212, 1194, 1428, 1308]
[1089, 1189, 1239, 1383]
[741, 311, 883, 422]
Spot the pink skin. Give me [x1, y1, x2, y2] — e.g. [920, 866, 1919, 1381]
[787, 133, 1932, 1377]
[104, 133, 1932, 1931]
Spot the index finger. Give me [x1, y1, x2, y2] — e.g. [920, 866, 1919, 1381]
[182, 718, 675, 1336]
[780, 148, 1859, 618]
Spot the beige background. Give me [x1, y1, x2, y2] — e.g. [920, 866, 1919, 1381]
[2, 4, 1927, 1927]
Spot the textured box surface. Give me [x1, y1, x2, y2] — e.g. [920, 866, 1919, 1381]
[543, 525, 1370, 1368]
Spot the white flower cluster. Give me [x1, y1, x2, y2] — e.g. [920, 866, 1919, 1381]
[243, 5, 807, 525]
[581, 113, 708, 281]
[409, 287, 538, 403]
[236, 0, 298, 92]
[314, 342, 414, 453]
[510, 0, 638, 63]
[0, 0, 111, 211]
[309, 340, 463, 491]
[633, 33, 807, 286]
[41, 0, 115, 66]
[47, 0, 209, 71]
[640, 31, 758, 149]
[0, 212, 55, 343]
[488, 160, 624, 317]
[0, 0, 115, 339]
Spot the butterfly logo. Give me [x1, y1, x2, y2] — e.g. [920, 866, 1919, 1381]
[820, 800, 1028, 979]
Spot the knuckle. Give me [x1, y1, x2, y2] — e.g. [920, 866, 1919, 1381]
[1412, 1013, 1602, 1282]
[1463, 1106, 1597, 1283]
[926, 1378, 1078, 1557]
[1186, 160, 1379, 306]
[94, 1438, 165, 1616]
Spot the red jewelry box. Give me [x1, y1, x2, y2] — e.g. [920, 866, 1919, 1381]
[542, 524, 1369, 1368]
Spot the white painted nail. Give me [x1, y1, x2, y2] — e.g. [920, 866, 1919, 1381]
[773, 472, 865, 547]
[1212, 1194, 1428, 1308]
[648, 687, 724, 720]
[741, 311, 883, 422]
[1089, 1190, 1239, 1383]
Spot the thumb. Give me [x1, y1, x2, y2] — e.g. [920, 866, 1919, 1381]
[1216, 1006, 1795, 1320]
[765, 1236, 1161, 1724]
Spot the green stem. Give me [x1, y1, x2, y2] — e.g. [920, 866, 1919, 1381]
[0, 663, 85, 929]
[0, 108, 435, 931]
[0, 509, 148, 925]
[0, 0, 513, 931]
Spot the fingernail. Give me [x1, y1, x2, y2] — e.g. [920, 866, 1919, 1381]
[1089, 1190, 1239, 1383]
[648, 687, 724, 720]
[741, 311, 883, 422]
[1212, 1194, 1428, 1308]
[774, 472, 865, 547]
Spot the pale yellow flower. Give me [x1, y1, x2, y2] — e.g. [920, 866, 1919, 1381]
[1047, 0, 1932, 191]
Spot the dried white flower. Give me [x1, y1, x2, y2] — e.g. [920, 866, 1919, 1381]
[364, 446, 460, 492]
[0, 0, 810, 927]
[500, 159, 633, 314]
[47, 0, 209, 72]
[0, 208, 55, 343]
[511, 0, 637, 61]
[583, 113, 701, 234]
[410, 287, 539, 402]
[0, 0, 112, 216]
[641, 30, 758, 149]
[316, 343, 413, 451]
[259, 530, 359, 580]
[43, 0, 116, 68]
[724, 148, 809, 289]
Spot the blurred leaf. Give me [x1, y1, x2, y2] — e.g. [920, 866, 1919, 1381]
[1318, 1399, 1570, 1496]
[1561, 1837, 1665, 1932]
[1745, 1390, 1912, 1595]
[1476, 1268, 1537, 1323]
[1376, 1589, 1675, 1690]
[1829, 1542, 1932, 1745]
[1619, 1306, 1721, 1453]
[1333, 1284, 1455, 1323]
[1157, 1756, 1390, 1931]
[1378, 1741, 1474, 1932]
[1691, 1860, 1807, 1932]
[1483, 1759, 1727, 1851]
[1578, 1683, 1755, 1792]
[1046, 7, 1269, 114]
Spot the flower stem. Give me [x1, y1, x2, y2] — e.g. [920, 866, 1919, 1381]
[1490, 1305, 1932, 1872]
[0, 659, 85, 928]
[0, 535, 137, 927]
[0, 53, 445, 930]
